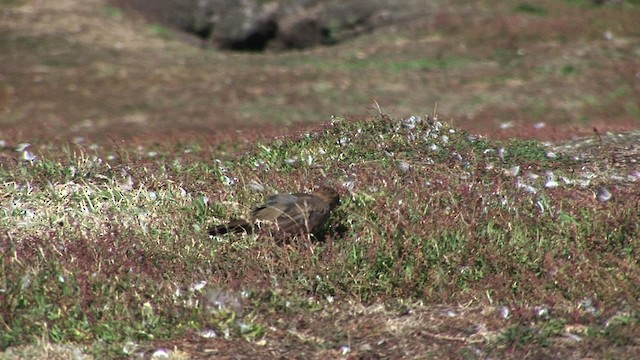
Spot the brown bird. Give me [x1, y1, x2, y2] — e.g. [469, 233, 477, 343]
[209, 186, 340, 237]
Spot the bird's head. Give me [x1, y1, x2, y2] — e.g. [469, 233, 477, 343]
[314, 186, 341, 209]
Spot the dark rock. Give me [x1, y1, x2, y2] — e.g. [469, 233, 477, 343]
[107, 0, 430, 51]
[202, 0, 280, 51]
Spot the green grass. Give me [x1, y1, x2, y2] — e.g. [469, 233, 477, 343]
[375, 57, 472, 72]
[104, 6, 123, 19]
[1, 113, 639, 357]
[147, 23, 173, 39]
[514, 3, 548, 16]
[0, 0, 23, 5]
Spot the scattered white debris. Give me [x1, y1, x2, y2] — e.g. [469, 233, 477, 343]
[340, 345, 351, 355]
[151, 349, 170, 358]
[596, 187, 612, 202]
[532, 122, 546, 129]
[305, 155, 314, 165]
[402, 116, 417, 130]
[285, 157, 297, 165]
[544, 171, 558, 188]
[499, 306, 511, 319]
[15, 143, 30, 152]
[577, 178, 591, 187]
[205, 288, 243, 313]
[403, 116, 419, 125]
[536, 306, 550, 318]
[565, 333, 583, 342]
[253, 159, 266, 169]
[248, 181, 265, 191]
[516, 179, 538, 194]
[22, 151, 37, 162]
[239, 322, 251, 333]
[199, 329, 217, 338]
[579, 298, 597, 314]
[341, 179, 356, 191]
[561, 176, 574, 185]
[190, 281, 207, 292]
[499, 122, 514, 130]
[122, 341, 138, 355]
[222, 175, 234, 186]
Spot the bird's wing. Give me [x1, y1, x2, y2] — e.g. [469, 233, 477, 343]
[252, 194, 300, 222]
[273, 195, 330, 233]
[263, 194, 299, 208]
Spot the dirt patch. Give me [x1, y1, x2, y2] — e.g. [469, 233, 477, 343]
[136, 302, 640, 359]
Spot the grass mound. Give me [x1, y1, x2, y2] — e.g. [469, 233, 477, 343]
[1, 113, 638, 357]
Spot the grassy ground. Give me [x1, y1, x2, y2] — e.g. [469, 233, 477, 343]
[1, 114, 639, 358]
[1, 0, 639, 358]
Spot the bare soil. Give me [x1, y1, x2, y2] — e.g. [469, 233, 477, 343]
[1, 0, 638, 147]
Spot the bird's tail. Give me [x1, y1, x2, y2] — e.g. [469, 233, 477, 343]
[208, 219, 254, 236]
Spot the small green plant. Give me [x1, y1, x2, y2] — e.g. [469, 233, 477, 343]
[501, 138, 553, 163]
[597, 313, 640, 346]
[498, 324, 548, 349]
[514, 3, 548, 16]
[148, 24, 173, 39]
[104, 6, 123, 19]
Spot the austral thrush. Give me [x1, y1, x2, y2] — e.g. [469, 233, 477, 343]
[209, 186, 340, 237]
